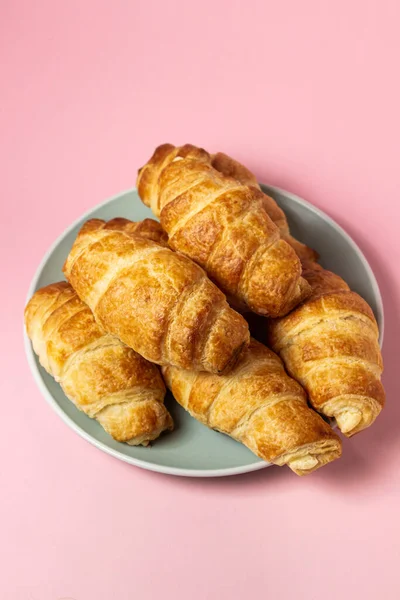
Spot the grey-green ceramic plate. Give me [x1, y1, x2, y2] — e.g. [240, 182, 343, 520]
[24, 186, 384, 477]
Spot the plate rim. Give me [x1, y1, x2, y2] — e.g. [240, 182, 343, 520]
[23, 184, 384, 478]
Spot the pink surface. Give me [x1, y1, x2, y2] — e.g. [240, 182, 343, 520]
[1, 1, 399, 599]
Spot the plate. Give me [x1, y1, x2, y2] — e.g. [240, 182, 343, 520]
[24, 185, 384, 477]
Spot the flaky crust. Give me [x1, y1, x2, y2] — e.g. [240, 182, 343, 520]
[137, 144, 311, 317]
[25, 282, 173, 445]
[268, 263, 385, 436]
[102, 217, 168, 246]
[63, 219, 250, 373]
[162, 339, 341, 475]
[211, 152, 318, 262]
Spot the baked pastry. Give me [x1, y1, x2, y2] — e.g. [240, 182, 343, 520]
[211, 151, 318, 261]
[25, 282, 173, 445]
[103, 217, 168, 245]
[63, 218, 250, 373]
[268, 262, 385, 436]
[137, 143, 311, 317]
[162, 339, 342, 475]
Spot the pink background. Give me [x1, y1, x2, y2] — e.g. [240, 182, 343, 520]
[1, 1, 399, 599]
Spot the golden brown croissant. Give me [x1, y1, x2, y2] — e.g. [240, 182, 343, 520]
[162, 339, 342, 475]
[268, 262, 385, 436]
[63, 218, 250, 373]
[211, 151, 318, 262]
[137, 143, 311, 317]
[25, 282, 173, 445]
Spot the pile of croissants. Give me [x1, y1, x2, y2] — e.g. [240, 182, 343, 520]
[25, 144, 385, 476]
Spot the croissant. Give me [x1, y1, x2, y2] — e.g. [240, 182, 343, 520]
[137, 143, 311, 317]
[25, 282, 173, 445]
[268, 262, 385, 436]
[162, 339, 342, 475]
[63, 218, 250, 373]
[211, 151, 318, 262]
